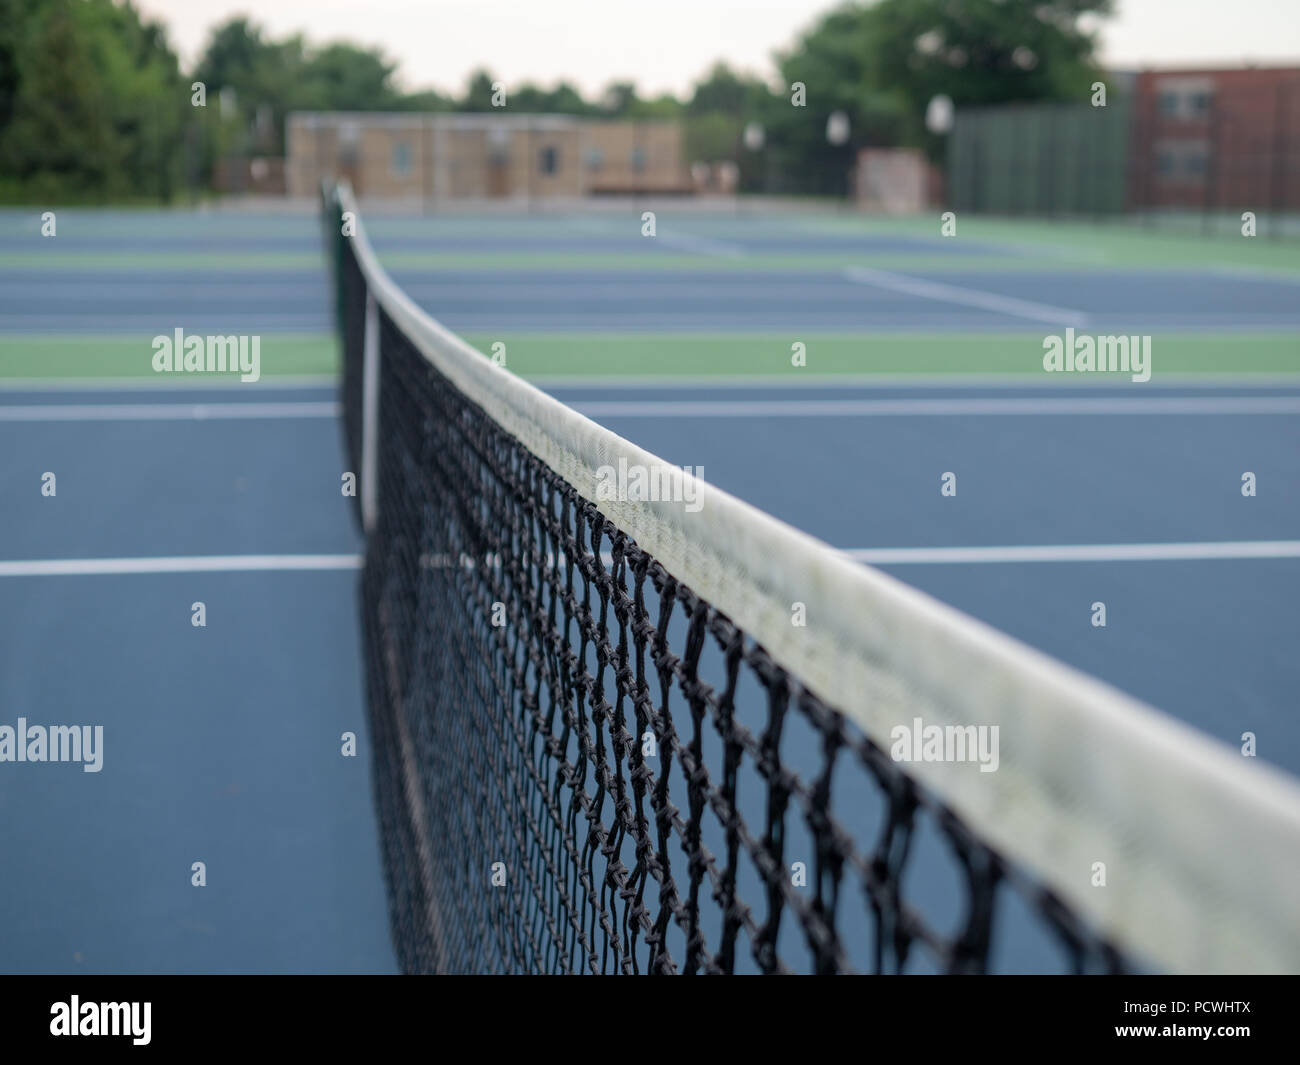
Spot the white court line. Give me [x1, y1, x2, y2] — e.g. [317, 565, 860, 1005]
[533, 373, 1300, 390]
[654, 232, 748, 258]
[569, 396, 1300, 417]
[0, 375, 337, 392]
[843, 265, 1090, 327]
[0, 315, 326, 327]
[7, 542, 1295, 578]
[1210, 265, 1300, 285]
[0, 401, 340, 421]
[844, 541, 1300, 565]
[0, 555, 363, 578]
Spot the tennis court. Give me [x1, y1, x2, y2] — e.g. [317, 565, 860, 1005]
[1, 197, 1298, 973]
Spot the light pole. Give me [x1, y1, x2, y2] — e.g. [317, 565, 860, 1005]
[741, 121, 765, 213]
[826, 111, 850, 203]
[926, 95, 954, 212]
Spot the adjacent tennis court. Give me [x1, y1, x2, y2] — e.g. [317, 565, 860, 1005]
[1, 198, 1298, 974]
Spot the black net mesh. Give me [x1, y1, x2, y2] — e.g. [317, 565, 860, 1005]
[332, 200, 1127, 975]
[337, 220, 366, 508]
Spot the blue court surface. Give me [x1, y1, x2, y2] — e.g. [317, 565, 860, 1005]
[2, 377, 1297, 972]
[1, 206, 1297, 973]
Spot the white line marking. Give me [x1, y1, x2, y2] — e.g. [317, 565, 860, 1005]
[0, 376, 338, 392]
[0, 402, 340, 421]
[533, 373, 1300, 390]
[0, 282, 325, 298]
[843, 265, 1090, 326]
[0, 555, 362, 577]
[0, 315, 326, 327]
[844, 541, 1300, 565]
[654, 232, 748, 258]
[1209, 266, 1300, 285]
[8, 541, 1292, 579]
[569, 396, 1300, 417]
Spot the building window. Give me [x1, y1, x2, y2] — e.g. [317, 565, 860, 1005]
[630, 146, 647, 172]
[1154, 139, 1210, 183]
[1154, 80, 1214, 121]
[338, 121, 360, 166]
[392, 141, 412, 177]
[539, 146, 559, 175]
[585, 147, 604, 172]
[487, 125, 510, 165]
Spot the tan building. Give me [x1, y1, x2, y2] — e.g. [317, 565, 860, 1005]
[286, 111, 692, 201]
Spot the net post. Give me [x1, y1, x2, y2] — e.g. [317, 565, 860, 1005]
[361, 290, 380, 533]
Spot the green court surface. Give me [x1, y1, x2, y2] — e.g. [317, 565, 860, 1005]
[2, 205, 1296, 387]
[2, 332, 1296, 384]
[458, 332, 1300, 380]
[0, 335, 338, 382]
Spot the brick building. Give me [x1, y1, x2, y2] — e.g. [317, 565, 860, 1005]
[286, 112, 693, 202]
[1128, 66, 1300, 212]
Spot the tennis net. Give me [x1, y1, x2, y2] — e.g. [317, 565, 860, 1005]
[326, 185, 1300, 975]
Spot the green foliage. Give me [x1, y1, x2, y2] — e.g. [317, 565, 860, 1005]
[0, 0, 185, 203]
[867, 0, 1113, 110]
[748, 0, 1111, 190]
[192, 21, 307, 152]
[685, 112, 741, 162]
[765, 0, 1110, 170]
[0, 0, 1113, 203]
[297, 43, 401, 111]
[460, 69, 499, 112]
[633, 93, 686, 119]
[509, 81, 593, 116]
[598, 81, 640, 117]
[391, 90, 454, 113]
[191, 19, 401, 156]
[538, 82, 592, 116]
[689, 63, 769, 117]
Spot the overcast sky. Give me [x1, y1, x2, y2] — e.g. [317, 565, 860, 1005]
[135, 0, 1300, 97]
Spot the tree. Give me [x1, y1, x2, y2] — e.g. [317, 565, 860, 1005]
[775, 0, 1113, 146]
[763, 5, 906, 193]
[460, 69, 499, 112]
[192, 17, 273, 94]
[866, 0, 1113, 114]
[540, 81, 591, 115]
[393, 89, 453, 113]
[599, 81, 640, 117]
[636, 92, 685, 119]
[192, 18, 307, 161]
[759, 0, 1112, 191]
[594, 81, 683, 119]
[0, 0, 46, 132]
[509, 81, 595, 115]
[0, 0, 184, 203]
[297, 42, 400, 111]
[688, 63, 768, 117]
